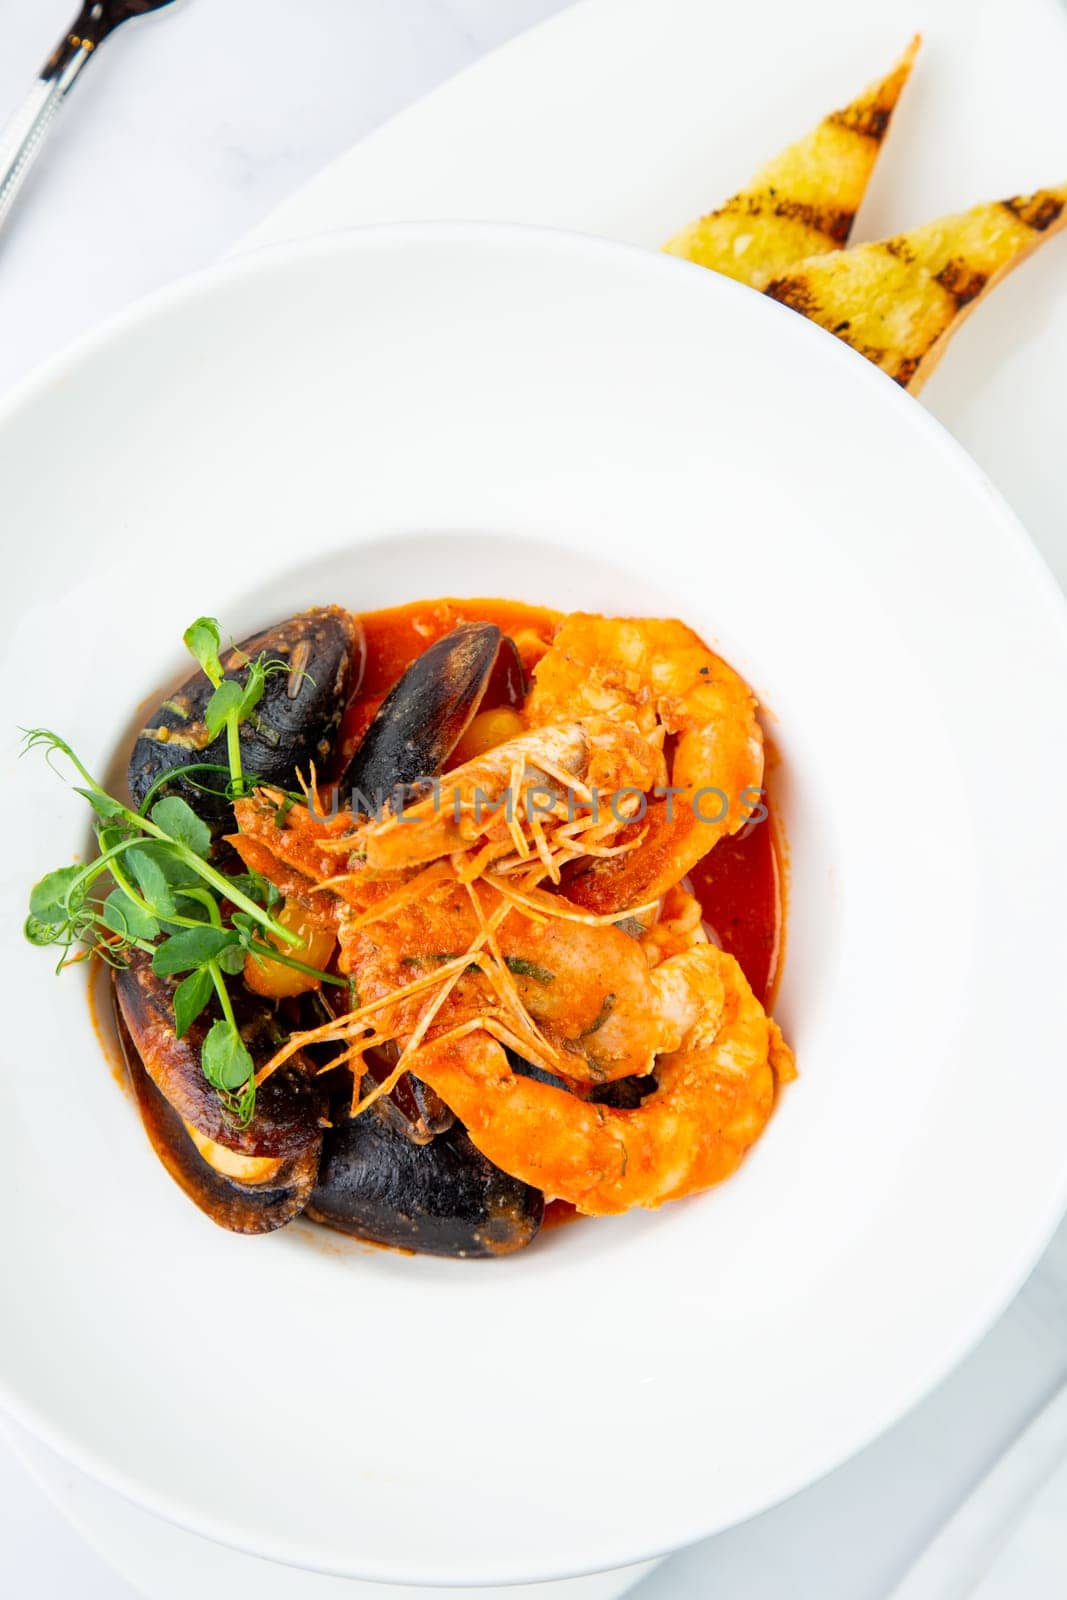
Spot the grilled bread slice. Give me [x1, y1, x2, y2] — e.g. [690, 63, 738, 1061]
[663, 37, 919, 285]
[762, 188, 1067, 389]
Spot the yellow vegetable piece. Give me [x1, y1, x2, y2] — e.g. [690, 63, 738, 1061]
[243, 900, 336, 1000]
[451, 707, 526, 766]
[664, 36, 919, 285]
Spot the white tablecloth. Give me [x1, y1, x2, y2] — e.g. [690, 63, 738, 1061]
[1, 3, 1065, 1596]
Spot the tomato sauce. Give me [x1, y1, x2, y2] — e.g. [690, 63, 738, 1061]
[688, 812, 782, 1008]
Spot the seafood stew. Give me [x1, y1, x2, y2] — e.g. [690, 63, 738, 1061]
[25, 599, 794, 1254]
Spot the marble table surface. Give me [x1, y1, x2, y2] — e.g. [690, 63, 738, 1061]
[2, 2, 1066, 1597]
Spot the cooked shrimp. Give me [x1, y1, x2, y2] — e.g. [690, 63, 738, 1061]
[351, 717, 664, 876]
[335, 881, 714, 1084]
[244, 810, 796, 1213]
[231, 791, 430, 923]
[525, 615, 764, 913]
[638, 883, 709, 966]
[409, 944, 794, 1215]
[230, 791, 657, 1083]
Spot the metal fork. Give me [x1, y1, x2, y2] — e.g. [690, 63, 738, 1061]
[0, 1, 181, 234]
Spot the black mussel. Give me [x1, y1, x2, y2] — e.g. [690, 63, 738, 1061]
[362, 1046, 455, 1145]
[113, 952, 324, 1234]
[340, 623, 520, 807]
[129, 607, 362, 825]
[114, 951, 322, 1158]
[313, 990, 453, 1146]
[115, 1010, 321, 1235]
[307, 1105, 544, 1257]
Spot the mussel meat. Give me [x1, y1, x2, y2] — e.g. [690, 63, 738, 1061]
[307, 1102, 544, 1257]
[113, 951, 324, 1234]
[129, 607, 362, 824]
[340, 622, 523, 807]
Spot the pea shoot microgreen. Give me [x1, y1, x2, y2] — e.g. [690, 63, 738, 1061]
[182, 616, 294, 799]
[23, 617, 336, 1129]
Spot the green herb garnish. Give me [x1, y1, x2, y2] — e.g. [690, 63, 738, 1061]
[582, 993, 616, 1037]
[181, 616, 295, 800]
[23, 617, 331, 1128]
[503, 957, 556, 985]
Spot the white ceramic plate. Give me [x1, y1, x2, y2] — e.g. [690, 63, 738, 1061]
[1, 1415, 655, 1599]
[1, 224, 1066, 1586]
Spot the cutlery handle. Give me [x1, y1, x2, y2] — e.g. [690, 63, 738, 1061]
[0, 46, 93, 234]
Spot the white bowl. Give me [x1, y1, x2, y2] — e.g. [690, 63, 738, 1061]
[1, 224, 1065, 1586]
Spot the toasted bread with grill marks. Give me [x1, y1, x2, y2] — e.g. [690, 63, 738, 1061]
[762, 188, 1067, 389]
[663, 37, 919, 285]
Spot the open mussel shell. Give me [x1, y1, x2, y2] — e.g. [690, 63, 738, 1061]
[114, 951, 323, 1157]
[115, 1008, 321, 1235]
[113, 952, 325, 1234]
[307, 1104, 544, 1258]
[129, 607, 362, 825]
[340, 622, 520, 808]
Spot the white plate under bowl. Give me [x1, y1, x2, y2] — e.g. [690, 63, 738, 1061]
[0, 224, 1065, 1586]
